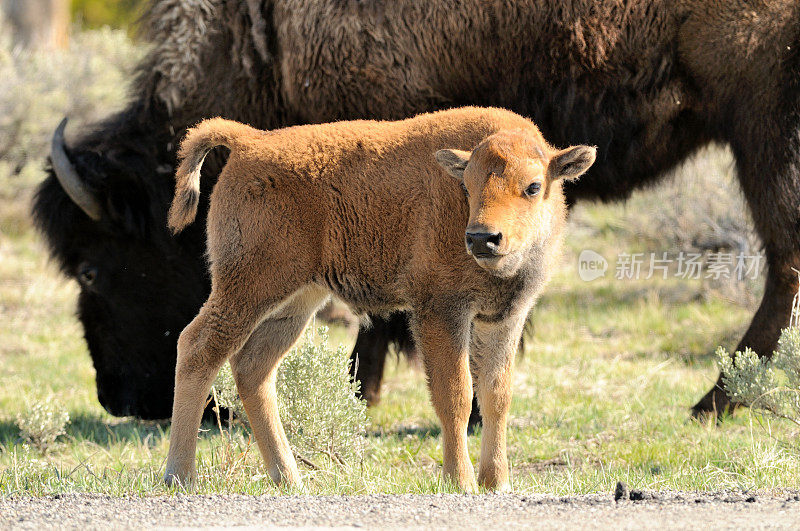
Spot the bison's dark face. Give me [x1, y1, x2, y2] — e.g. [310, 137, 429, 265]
[33, 119, 210, 419]
[72, 235, 208, 418]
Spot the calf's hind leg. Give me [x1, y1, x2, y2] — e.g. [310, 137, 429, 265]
[164, 283, 292, 487]
[229, 286, 329, 486]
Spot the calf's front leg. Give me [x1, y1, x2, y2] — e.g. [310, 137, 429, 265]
[412, 310, 477, 492]
[470, 313, 527, 491]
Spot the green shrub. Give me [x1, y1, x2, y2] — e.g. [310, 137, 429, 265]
[15, 399, 70, 453]
[213, 326, 367, 468]
[717, 326, 800, 427]
[212, 362, 248, 426]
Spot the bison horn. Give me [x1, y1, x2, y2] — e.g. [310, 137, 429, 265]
[51, 118, 102, 221]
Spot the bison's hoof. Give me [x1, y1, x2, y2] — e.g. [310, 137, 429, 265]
[691, 386, 736, 422]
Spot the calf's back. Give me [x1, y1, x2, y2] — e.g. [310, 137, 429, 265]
[182, 107, 546, 311]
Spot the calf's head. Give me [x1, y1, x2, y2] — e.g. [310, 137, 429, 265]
[436, 129, 595, 277]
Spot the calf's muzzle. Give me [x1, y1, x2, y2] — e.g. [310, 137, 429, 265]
[466, 230, 503, 257]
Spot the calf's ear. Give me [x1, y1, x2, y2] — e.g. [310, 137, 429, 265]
[435, 149, 471, 180]
[549, 145, 596, 181]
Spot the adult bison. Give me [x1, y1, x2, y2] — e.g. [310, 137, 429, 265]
[34, 0, 800, 420]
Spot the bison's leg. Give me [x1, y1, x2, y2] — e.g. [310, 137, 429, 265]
[164, 289, 267, 488]
[692, 249, 799, 417]
[349, 319, 393, 406]
[692, 146, 800, 418]
[470, 314, 527, 491]
[467, 396, 482, 433]
[412, 309, 477, 492]
[350, 313, 417, 406]
[230, 286, 329, 487]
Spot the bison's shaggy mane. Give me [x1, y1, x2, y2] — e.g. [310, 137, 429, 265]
[138, 0, 276, 116]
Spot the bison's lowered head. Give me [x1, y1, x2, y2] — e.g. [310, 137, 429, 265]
[436, 130, 595, 277]
[33, 117, 212, 419]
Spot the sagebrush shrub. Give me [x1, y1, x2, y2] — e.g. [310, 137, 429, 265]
[15, 399, 70, 453]
[212, 362, 247, 425]
[213, 326, 367, 467]
[717, 326, 800, 427]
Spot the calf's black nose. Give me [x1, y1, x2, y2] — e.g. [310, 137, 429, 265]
[466, 231, 503, 257]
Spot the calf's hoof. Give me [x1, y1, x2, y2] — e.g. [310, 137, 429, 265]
[464, 478, 479, 494]
[279, 478, 306, 493]
[267, 463, 303, 490]
[444, 470, 478, 493]
[452, 478, 478, 494]
[478, 467, 510, 492]
[163, 463, 195, 489]
[478, 474, 510, 493]
[481, 479, 511, 493]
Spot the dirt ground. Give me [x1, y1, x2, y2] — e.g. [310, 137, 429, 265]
[2, 491, 799, 529]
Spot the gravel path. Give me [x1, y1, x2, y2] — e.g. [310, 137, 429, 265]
[2, 491, 799, 529]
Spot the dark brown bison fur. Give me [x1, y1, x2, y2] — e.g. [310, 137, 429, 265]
[162, 107, 595, 491]
[33, 0, 800, 422]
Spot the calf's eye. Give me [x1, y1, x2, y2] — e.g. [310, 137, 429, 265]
[525, 182, 542, 197]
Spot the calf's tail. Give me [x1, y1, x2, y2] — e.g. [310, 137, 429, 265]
[168, 117, 259, 234]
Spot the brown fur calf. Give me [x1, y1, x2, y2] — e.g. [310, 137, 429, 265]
[163, 107, 595, 491]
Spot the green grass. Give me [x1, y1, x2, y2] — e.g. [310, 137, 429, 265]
[1, 190, 799, 497]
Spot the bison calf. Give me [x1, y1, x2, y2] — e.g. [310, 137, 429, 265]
[163, 107, 595, 491]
